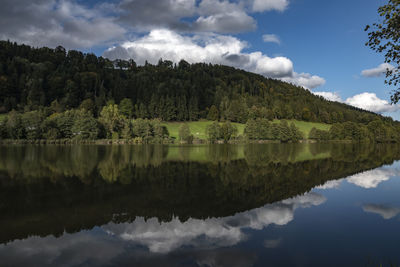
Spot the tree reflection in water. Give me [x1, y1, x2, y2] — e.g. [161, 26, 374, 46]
[0, 143, 399, 249]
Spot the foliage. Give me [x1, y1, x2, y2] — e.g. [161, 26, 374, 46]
[219, 121, 238, 143]
[119, 98, 134, 118]
[99, 104, 125, 138]
[179, 123, 193, 143]
[309, 127, 330, 141]
[306, 120, 400, 143]
[365, 0, 400, 103]
[207, 105, 219, 121]
[206, 121, 221, 143]
[79, 99, 95, 115]
[244, 119, 303, 142]
[0, 40, 393, 126]
[5, 110, 24, 139]
[71, 110, 99, 140]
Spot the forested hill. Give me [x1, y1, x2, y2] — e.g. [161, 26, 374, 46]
[0, 40, 393, 124]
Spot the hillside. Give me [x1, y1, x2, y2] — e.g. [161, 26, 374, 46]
[0, 40, 393, 125]
[1, 41, 400, 144]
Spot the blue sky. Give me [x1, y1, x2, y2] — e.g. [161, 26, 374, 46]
[1, 0, 397, 118]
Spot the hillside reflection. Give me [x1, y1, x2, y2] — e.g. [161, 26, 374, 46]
[0, 143, 400, 244]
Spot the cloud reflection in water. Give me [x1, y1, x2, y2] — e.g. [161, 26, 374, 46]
[104, 192, 326, 253]
[0, 192, 325, 266]
[363, 204, 400, 219]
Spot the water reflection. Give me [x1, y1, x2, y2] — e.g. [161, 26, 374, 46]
[0, 192, 324, 266]
[104, 192, 325, 254]
[363, 204, 400, 219]
[1, 143, 400, 266]
[346, 167, 400, 189]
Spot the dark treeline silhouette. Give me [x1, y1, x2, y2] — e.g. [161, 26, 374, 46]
[0, 143, 399, 243]
[0, 40, 394, 126]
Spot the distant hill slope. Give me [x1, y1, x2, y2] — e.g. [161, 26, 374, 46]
[0, 40, 394, 125]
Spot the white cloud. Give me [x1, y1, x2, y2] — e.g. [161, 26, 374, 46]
[345, 92, 400, 113]
[310, 90, 400, 114]
[262, 34, 280, 44]
[251, 0, 289, 12]
[363, 204, 400, 219]
[313, 91, 342, 102]
[103, 29, 325, 89]
[282, 72, 326, 89]
[361, 63, 394, 78]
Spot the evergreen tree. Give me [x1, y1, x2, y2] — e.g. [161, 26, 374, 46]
[119, 98, 134, 119]
[207, 105, 219, 121]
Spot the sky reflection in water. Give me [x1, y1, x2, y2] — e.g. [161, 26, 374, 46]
[0, 144, 400, 266]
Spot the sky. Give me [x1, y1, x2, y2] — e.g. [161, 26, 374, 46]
[1, 0, 398, 118]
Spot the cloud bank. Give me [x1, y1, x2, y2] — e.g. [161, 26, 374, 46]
[104, 29, 325, 88]
[0, 0, 290, 49]
[313, 91, 399, 114]
[345, 93, 399, 113]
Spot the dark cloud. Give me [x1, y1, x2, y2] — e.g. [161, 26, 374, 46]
[117, 0, 196, 31]
[0, 0, 286, 49]
[0, 0, 125, 49]
[223, 53, 251, 66]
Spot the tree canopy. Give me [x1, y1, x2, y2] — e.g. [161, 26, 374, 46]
[0, 40, 394, 125]
[365, 0, 400, 103]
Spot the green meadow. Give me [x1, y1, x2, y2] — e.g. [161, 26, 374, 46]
[163, 120, 331, 140]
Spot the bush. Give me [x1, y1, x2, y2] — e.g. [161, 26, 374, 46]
[206, 121, 221, 143]
[179, 123, 193, 143]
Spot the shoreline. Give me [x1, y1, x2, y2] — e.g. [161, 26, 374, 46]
[0, 139, 362, 145]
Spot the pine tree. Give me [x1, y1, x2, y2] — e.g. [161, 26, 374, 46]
[207, 105, 219, 121]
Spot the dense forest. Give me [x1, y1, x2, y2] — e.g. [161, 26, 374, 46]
[0, 40, 399, 142]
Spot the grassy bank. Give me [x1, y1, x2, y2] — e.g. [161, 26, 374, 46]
[163, 120, 331, 140]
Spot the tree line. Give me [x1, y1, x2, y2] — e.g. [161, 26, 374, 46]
[0, 40, 396, 126]
[309, 120, 400, 143]
[0, 101, 170, 143]
[244, 119, 303, 142]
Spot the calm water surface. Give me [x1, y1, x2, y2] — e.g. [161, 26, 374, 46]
[0, 143, 400, 266]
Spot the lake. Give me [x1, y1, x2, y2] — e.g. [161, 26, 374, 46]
[0, 143, 400, 266]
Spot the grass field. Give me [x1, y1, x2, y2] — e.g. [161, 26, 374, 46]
[162, 121, 245, 140]
[163, 120, 331, 140]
